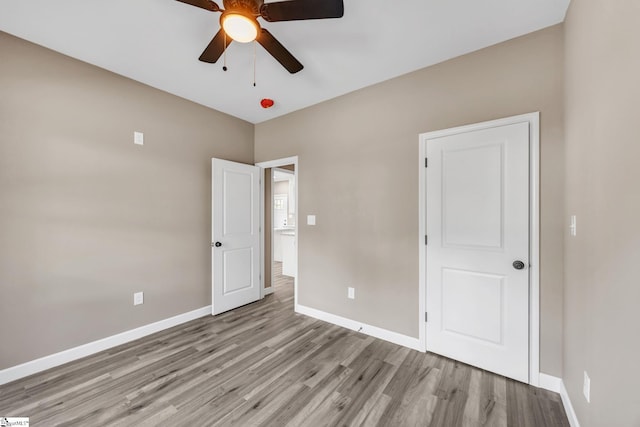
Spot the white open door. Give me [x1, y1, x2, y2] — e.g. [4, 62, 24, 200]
[426, 121, 530, 383]
[212, 158, 260, 315]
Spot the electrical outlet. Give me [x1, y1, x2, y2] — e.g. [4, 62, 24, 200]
[134, 291, 144, 306]
[583, 371, 591, 403]
[134, 131, 144, 146]
[347, 287, 355, 299]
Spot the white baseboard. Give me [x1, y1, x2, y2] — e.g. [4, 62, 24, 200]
[538, 373, 581, 427]
[539, 373, 563, 393]
[559, 380, 581, 427]
[0, 306, 211, 386]
[264, 287, 274, 295]
[295, 304, 422, 351]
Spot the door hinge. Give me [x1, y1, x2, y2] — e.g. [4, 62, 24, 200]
[425, 312, 428, 322]
[425, 158, 428, 168]
[424, 235, 428, 245]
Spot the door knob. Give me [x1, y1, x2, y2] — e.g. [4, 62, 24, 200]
[512, 260, 526, 270]
[213, 242, 222, 247]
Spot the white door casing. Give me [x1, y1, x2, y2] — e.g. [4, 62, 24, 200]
[424, 120, 531, 383]
[212, 158, 261, 315]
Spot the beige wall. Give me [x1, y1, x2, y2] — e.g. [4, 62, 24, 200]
[0, 32, 254, 369]
[256, 25, 565, 376]
[564, 1, 640, 425]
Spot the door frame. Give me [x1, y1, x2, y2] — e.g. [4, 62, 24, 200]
[418, 112, 540, 386]
[256, 156, 299, 309]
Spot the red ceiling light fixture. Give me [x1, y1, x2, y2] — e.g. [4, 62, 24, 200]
[260, 98, 275, 109]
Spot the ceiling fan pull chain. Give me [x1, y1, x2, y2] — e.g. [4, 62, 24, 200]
[253, 40, 257, 87]
[223, 32, 228, 71]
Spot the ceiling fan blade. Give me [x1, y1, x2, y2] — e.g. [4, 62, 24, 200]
[175, 0, 221, 12]
[256, 29, 304, 74]
[260, 0, 343, 22]
[199, 29, 232, 63]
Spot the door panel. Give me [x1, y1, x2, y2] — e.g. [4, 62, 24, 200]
[223, 248, 254, 294]
[212, 158, 260, 315]
[223, 171, 254, 236]
[442, 144, 503, 249]
[441, 268, 504, 345]
[426, 121, 529, 383]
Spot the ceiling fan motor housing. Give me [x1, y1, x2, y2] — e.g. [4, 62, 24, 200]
[222, 0, 262, 15]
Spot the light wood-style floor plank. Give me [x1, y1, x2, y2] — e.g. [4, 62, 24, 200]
[0, 262, 569, 426]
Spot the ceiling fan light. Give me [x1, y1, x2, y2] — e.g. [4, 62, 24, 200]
[222, 13, 258, 43]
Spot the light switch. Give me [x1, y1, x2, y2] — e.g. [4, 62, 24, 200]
[570, 215, 577, 237]
[134, 131, 144, 146]
[307, 215, 316, 226]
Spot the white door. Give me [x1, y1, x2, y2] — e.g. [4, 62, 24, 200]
[426, 122, 530, 382]
[212, 158, 260, 315]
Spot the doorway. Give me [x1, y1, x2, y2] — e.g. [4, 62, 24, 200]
[418, 113, 540, 385]
[271, 167, 296, 293]
[256, 157, 299, 308]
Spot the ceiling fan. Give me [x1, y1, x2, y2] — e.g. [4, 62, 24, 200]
[176, 0, 344, 74]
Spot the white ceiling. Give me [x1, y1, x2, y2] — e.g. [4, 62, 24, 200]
[0, 0, 569, 124]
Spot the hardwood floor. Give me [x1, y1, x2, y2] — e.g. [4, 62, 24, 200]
[0, 264, 569, 426]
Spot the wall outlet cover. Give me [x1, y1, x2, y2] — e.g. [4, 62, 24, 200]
[134, 292, 144, 306]
[570, 215, 577, 237]
[307, 215, 316, 226]
[583, 371, 591, 403]
[134, 131, 144, 146]
[348, 287, 355, 299]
